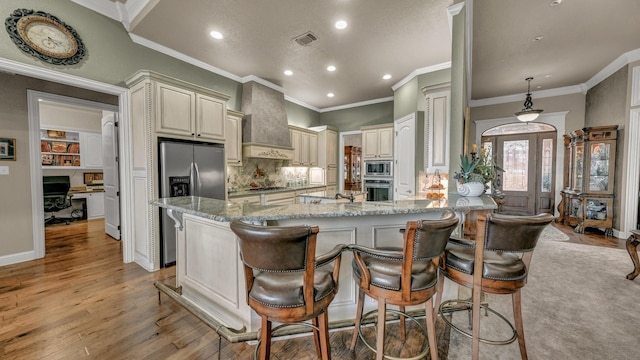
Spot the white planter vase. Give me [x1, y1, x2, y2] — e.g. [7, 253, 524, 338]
[457, 181, 485, 197]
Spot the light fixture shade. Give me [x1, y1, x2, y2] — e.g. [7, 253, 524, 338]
[515, 109, 543, 122]
[515, 77, 543, 122]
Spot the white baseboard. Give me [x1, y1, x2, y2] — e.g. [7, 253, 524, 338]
[0, 250, 39, 267]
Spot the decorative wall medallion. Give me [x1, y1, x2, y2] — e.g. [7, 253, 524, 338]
[5, 8, 86, 65]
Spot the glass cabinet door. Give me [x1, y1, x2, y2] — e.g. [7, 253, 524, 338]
[588, 142, 610, 192]
[572, 142, 583, 191]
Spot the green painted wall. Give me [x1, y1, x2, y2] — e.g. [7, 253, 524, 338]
[316, 101, 394, 131]
[285, 101, 320, 128]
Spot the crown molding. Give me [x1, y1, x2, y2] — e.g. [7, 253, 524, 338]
[241, 75, 286, 94]
[319, 97, 394, 113]
[585, 48, 640, 90]
[391, 62, 452, 91]
[71, 0, 121, 21]
[470, 84, 585, 107]
[284, 96, 320, 112]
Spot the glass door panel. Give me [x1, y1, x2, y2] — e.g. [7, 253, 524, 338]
[502, 140, 529, 192]
[588, 142, 610, 192]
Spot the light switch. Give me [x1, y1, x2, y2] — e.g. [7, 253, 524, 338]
[0, 166, 8, 175]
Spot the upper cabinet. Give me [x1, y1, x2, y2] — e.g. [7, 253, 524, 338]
[225, 110, 243, 166]
[314, 126, 338, 186]
[362, 124, 393, 159]
[422, 84, 451, 172]
[289, 126, 318, 167]
[142, 72, 230, 143]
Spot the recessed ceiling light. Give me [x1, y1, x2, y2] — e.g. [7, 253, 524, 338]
[335, 20, 347, 30]
[532, 35, 544, 42]
[536, 85, 543, 89]
[284, 70, 293, 76]
[327, 65, 336, 72]
[327, 92, 335, 98]
[544, 74, 552, 78]
[382, 74, 392, 80]
[210, 31, 223, 40]
[550, 0, 562, 6]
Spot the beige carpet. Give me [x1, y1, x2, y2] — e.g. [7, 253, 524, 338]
[446, 225, 640, 359]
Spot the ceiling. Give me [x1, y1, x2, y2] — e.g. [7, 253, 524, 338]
[74, 0, 640, 111]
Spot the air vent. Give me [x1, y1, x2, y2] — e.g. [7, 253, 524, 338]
[293, 31, 318, 46]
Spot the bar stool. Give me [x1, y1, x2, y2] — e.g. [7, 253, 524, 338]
[348, 211, 459, 360]
[435, 213, 553, 360]
[230, 222, 345, 360]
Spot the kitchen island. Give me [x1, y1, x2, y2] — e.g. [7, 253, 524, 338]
[153, 195, 496, 336]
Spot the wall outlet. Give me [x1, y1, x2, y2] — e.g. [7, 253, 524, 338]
[0, 166, 8, 175]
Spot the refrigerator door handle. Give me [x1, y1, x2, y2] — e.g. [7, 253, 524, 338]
[189, 162, 196, 196]
[193, 162, 201, 196]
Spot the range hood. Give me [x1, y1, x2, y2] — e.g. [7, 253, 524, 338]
[241, 81, 294, 160]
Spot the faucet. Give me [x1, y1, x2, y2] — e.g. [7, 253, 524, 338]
[335, 193, 355, 202]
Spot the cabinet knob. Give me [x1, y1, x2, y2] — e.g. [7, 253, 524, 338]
[197, 134, 201, 137]
[191, 133, 195, 136]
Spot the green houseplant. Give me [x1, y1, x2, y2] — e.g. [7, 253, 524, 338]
[454, 149, 503, 196]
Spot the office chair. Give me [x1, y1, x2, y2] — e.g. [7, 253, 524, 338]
[43, 179, 74, 225]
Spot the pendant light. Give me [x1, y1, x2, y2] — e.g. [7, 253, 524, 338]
[514, 77, 543, 122]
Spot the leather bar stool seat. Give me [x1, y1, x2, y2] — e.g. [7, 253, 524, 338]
[249, 269, 336, 308]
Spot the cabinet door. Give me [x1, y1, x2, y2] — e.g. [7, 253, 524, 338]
[362, 130, 379, 159]
[290, 129, 302, 165]
[196, 94, 225, 141]
[326, 166, 338, 186]
[81, 132, 103, 169]
[87, 192, 105, 219]
[225, 113, 242, 166]
[300, 132, 310, 165]
[326, 130, 338, 167]
[377, 127, 394, 159]
[156, 82, 196, 137]
[309, 133, 318, 166]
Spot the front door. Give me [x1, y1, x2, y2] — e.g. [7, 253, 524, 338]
[484, 129, 556, 215]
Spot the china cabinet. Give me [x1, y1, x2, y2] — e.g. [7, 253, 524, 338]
[560, 125, 617, 236]
[344, 145, 361, 190]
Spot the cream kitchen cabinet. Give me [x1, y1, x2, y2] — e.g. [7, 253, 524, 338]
[311, 126, 338, 186]
[154, 74, 229, 142]
[264, 191, 296, 205]
[228, 194, 261, 206]
[362, 124, 393, 159]
[225, 110, 243, 166]
[289, 126, 318, 166]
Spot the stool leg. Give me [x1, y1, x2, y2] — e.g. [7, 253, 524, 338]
[259, 316, 272, 360]
[318, 310, 332, 360]
[513, 290, 528, 360]
[312, 316, 321, 357]
[350, 288, 365, 350]
[399, 305, 406, 341]
[471, 285, 481, 360]
[435, 271, 445, 319]
[425, 298, 439, 360]
[376, 299, 386, 360]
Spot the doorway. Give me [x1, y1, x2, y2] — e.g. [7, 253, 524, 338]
[482, 122, 557, 215]
[31, 92, 121, 244]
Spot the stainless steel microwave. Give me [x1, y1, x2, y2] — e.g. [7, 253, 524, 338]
[364, 160, 393, 177]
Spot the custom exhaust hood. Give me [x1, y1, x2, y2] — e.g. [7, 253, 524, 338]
[241, 81, 294, 160]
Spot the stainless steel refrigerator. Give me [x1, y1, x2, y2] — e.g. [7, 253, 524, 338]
[159, 139, 226, 267]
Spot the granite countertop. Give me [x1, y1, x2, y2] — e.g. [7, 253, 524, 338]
[153, 194, 497, 222]
[228, 184, 326, 197]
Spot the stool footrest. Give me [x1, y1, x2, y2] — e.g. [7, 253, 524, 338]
[438, 299, 518, 346]
[357, 309, 431, 360]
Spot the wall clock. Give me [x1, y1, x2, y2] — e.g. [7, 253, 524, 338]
[5, 9, 86, 65]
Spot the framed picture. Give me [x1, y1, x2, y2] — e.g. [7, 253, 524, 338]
[0, 138, 16, 161]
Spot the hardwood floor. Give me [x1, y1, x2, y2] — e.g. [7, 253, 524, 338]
[0, 219, 624, 359]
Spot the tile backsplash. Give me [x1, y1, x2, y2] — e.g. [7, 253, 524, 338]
[226, 158, 310, 189]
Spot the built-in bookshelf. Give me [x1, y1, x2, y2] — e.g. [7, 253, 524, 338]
[40, 129, 81, 168]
